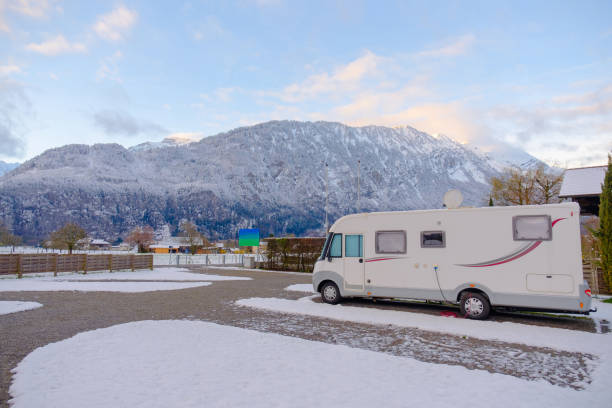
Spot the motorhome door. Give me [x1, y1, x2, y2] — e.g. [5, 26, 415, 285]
[344, 234, 364, 291]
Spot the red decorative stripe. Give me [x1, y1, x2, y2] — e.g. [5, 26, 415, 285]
[466, 241, 542, 268]
[365, 258, 396, 263]
[551, 218, 565, 227]
[460, 217, 566, 268]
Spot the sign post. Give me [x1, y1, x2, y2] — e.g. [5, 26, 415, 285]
[238, 229, 260, 248]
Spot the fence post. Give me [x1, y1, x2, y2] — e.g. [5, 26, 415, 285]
[108, 254, 113, 272]
[82, 254, 88, 274]
[16, 254, 22, 279]
[53, 253, 58, 277]
[131, 254, 135, 271]
[149, 254, 153, 270]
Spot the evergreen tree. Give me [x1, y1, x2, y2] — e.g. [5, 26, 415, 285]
[488, 196, 494, 206]
[598, 154, 612, 291]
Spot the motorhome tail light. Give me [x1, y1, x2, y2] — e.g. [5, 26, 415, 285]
[585, 289, 592, 297]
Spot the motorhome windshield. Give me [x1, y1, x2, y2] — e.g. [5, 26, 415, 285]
[319, 232, 333, 260]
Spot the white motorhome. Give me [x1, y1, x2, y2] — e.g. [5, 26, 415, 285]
[312, 202, 593, 319]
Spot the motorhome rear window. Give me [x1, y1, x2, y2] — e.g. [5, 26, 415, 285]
[375, 231, 406, 254]
[421, 231, 445, 248]
[513, 215, 552, 241]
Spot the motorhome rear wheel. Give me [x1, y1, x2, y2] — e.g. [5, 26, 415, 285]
[459, 292, 490, 320]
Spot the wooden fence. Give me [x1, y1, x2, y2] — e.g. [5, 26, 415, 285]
[583, 259, 610, 295]
[0, 254, 153, 278]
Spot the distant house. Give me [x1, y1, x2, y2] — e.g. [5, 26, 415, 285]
[559, 165, 607, 215]
[77, 238, 112, 250]
[150, 236, 215, 254]
[90, 239, 111, 250]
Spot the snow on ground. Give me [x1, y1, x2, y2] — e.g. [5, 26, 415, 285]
[212, 266, 311, 275]
[593, 298, 612, 321]
[236, 297, 610, 354]
[0, 301, 42, 315]
[0, 268, 251, 282]
[38, 268, 252, 282]
[284, 283, 315, 293]
[0, 280, 211, 293]
[0, 268, 253, 292]
[9, 320, 609, 408]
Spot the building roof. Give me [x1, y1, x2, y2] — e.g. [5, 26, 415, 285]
[559, 165, 607, 197]
[152, 236, 205, 248]
[90, 239, 111, 245]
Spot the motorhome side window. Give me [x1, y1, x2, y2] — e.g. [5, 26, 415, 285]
[421, 231, 445, 248]
[345, 235, 363, 257]
[328, 233, 342, 257]
[375, 231, 406, 254]
[513, 215, 552, 241]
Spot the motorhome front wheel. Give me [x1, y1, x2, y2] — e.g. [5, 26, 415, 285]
[459, 292, 491, 320]
[321, 282, 341, 305]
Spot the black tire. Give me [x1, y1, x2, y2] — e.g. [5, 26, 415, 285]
[320, 281, 342, 305]
[459, 292, 490, 320]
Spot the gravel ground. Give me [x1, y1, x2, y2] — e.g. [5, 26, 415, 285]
[0, 266, 602, 406]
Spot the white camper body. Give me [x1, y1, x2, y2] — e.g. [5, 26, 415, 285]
[312, 202, 593, 319]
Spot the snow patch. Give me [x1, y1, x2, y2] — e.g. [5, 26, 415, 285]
[0, 301, 42, 315]
[9, 320, 611, 407]
[236, 297, 611, 354]
[284, 284, 315, 293]
[0, 280, 211, 293]
[36, 268, 252, 282]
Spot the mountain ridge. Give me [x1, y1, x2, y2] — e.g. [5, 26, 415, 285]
[0, 120, 542, 243]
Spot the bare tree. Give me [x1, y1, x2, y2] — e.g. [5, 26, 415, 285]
[490, 165, 563, 206]
[126, 226, 154, 253]
[0, 224, 22, 251]
[534, 165, 564, 204]
[180, 221, 209, 254]
[49, 222, 87, 254]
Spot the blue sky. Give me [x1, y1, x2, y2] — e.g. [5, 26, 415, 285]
[0, 0, 611, 167]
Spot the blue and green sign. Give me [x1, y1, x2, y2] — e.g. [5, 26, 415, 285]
[239, 229, 260, 247]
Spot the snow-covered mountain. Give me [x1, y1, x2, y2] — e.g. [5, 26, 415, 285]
[0, 121, 532, 243]
[0, 161, 20, 177]
[129, 133, 202, 152]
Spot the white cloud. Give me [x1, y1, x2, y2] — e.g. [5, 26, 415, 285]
[25, 35, 86, 55]
[8, 0, 49, 18]
[0, 64, 20, 76]
[93, 5, 138, 41]
[165, 132, 204, 144]
[49, 72, 58, 80]
[96, 50, 122, 82]
[279, 50, 384, 102]
[0, 0, 52, 33]
[416, 34, 476, 58]
[93, 109, 166, 136]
